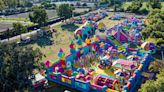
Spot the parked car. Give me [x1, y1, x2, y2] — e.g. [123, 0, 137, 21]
[21, 37, 31, 44]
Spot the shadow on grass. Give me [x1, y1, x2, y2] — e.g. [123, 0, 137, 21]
[20, 33, 54, 47]
[61, 23, 79, 32]
[30, 33, 54, 47]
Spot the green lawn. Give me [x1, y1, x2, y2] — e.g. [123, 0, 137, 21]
[30, 23, 79, 62]
[27, 13, 121, 63]
[0, 17, 29, 21]
[0, 17, 34, 26]
[123, 2, 148, 10]
[99, 12, 124, 28]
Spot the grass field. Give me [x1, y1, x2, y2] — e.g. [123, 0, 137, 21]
[0, 17, 29, 21]
[99, 13, 123, 28]
[30, 23, 80, 62]
[28, 13, 122, 63]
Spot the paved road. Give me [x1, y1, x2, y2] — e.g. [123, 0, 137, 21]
[0, 22, 62, 43]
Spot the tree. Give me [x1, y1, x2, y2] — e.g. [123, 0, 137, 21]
[150, 31, 164, 39]
[51, 4, 56, 9]
[147, 9, 163, 24]
[31, 5, 42, 10]
[57, 4, 74, 20]
[140, 9, 164, 91]
[139, 80, 157, 92]
[141, 24, 154, 40]
[126, 0, 143, 13]
[146, 0, 161, 9]
[0, 0, 5, 10]
[2, 0, 33, 8]
[156, 38, 164, 47]
[148, 60, 164, 73]
[3, 0, 17, 8]
[29, 8, 48, 27]
[113, 0, 123, 12]
[12, 22, 27, 40]
[24, 1, 33, 7]
[0, 42, 43, 91]
[109, 0, 114, 6]
[142, 9, 164, 47]
[139, 68, 164, 92]
[82, 3, 87, 7]
[41, 0, 53, 9]
[99, 0, 109, 5]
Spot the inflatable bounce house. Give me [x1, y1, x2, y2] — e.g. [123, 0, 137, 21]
[106, 16, 145, 45]
[74, 21, 97, 40]
[97, 22, 106, 32]
[109, 14, 125, 20]
[71, 11, 108, 24]
[45, 18, 155, 92]
[141, 42, 156, 53]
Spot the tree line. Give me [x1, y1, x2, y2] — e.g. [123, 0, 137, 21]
[99, 0, 162, 13]
[139, 60, 164, 92]
[0, 42, 44, 92]
[126, 0, 162, 14]
[0, 0, 33, 10]
[142, 9, 164, 47]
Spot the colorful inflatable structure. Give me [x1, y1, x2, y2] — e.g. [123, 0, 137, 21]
[71, 11, 108, 24]
[74, 21, 97, 40]
[109, 14, 125, 20]
[106, 16, 145, 44]
[45, 16, 155, 92]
